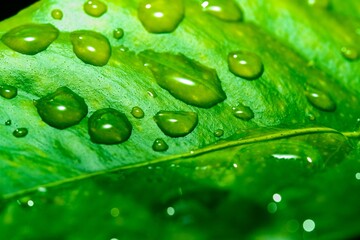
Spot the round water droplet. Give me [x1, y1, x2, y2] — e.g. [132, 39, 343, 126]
[51, 9, 63, 20]
[305, 87, 336, 112]
[140, 50, 226, 108]
[88, 108, 132, 144]
[131, 106, 145, 119]
[232, 103, 254, 120]
[83, 0, 107, 17]
[152, 138, 169, 151]
[201, 0, 243, 21]
[13, 128, 28, 138]
[341, 46, 359, 61]
[113, 28, 124, 39]
[214, 129, 224, 137]
[35, 86, 88, 129]
[154, 111, 198, 137]
[70, 30, 111, 66]
[228, 51, 264, 80]
[5, 119, 12, 126]
[0, 84, 17, 99]
[1, 24, 59, 55]
[138, 0, 184, 33]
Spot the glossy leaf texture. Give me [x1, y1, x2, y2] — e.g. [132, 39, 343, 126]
[0, 0, 360, 239]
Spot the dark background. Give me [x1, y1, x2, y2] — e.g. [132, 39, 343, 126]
[0, 0, 38, 21]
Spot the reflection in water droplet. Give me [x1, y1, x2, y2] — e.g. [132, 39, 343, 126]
[0, 84, 18, 99]
[152, 138, 169, 151]
[147, 88, 157, 98]
[13, 128, 28, 138]
[51, 9, 63, 20]
[272, 193, 282, 203]
[70, 30, 111, 66]
[305, 87, 336, 112]
[355, 172, 360, 180]
[341, 46, 359, 61]
[303, 219, 315, 232]
[88, 108, 132, 144]
[1, 24, 59, 55]
[83, 0, 107, 17]
[166, 206, 175, 216]
[307, 0, 329, 8]
[228, 51, 264, 80]
[131, 106, 145, 119]
[154, 111, 198, 137]
[27, 200, 34, 207]
[232, 103, 254, 120]
[35, 86, 88, 129]
[138, 0, 184, 33]
[110, 207, 120, 217]
[5, 119, 11, 126]
[214, 128, 224, 137]
[113, 28, 124, 39]
[140, 50, 226, 108]
[201, 0, 243, 21]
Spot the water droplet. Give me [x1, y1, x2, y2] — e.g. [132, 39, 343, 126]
[147, 88, 157, 98]
[51, 9, 63, 20]
[5, 119, 11, 126]
[1, 24, 59, 55]
[83, 0, 107, 17]
[305, 87, 336, 112]
[267, 202, 277, 213]
[0, 84, 17, 99]
[341, 46, 359, 61]
[228, 51, 264, 80]
[113, 28, 124, 39]
[70, 30, 111, 66]
[138, 0, 184, 33]
[232, 103, 254, 120]
[201, 0, 243, 21]
[35, 86, 88, 129]
[131, 106, 145, 119]
[88, 108, 132, 144]
[303, 219, 316, 232]
[214, 129, 224, 137]
[13, 128, 28, 138]
[140, 50, 226, 108]
[152, 138, 169, 151]
[307, 0, 329, 8]
[154, 111, 198, 137]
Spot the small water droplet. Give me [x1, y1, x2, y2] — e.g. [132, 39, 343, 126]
[228, 51, 264, 80]
[308, 113, 316, 121]
[131, 106, 145, 119]
[307, 0, 329, 8]
[88, 108, 132, 144]
[83, 0, 107, 17]
[35, 86, 88, 129]
[51, 9, 63, 20]
[0, 84, 18, 99]
[147, 88, 157, 98]
[13, 128, 28, 138]
[232, 103, 254, 120]
[201, 0, 243, 21]
[303, 219, 316, 232]
[214, 129, 224, 137]
[138, 0, 184, 33]
[152, 138, 169, 151]
[5, 119, 11, 126]
[154, 111, 198, 137]
[113, 28, 124, 39]
[1, 24, 59, 55]
[140, 50, 226, 108]
[341, 46, 359, 61]
[305, 87, 336, 112]
[70, 30, 111, 66]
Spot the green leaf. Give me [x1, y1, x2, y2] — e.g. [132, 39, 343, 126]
[1, 0, 360, 239]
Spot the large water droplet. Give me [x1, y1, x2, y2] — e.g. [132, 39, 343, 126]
[0, 84, 17, 99]
[83, 0, 107, 17]
[138, 0, 184, 33]
[51, 9, 63, 20]
[13, 128, 28, 138]
[154, 111, 198, 137]
[88, 108, 132, 144]
[140, 50, 226, 108]
[305, 87, 336, 112]
[152, 138, 169, 151]
[70, 30, 111, 66]
[341, 46, 359, 61]
[228, 51, 264, 80]
[131, 106, 145, 119]
[201, 0, 243, 21]
[113, 28, 124, 39]
[35, 86, 88, 129]
[1, 24, 59, 55]
[232, 103, 254, 120]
